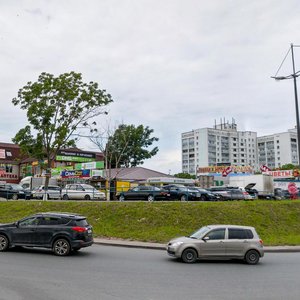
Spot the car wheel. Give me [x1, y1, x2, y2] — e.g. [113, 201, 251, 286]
[53, 238, 71, 256]
[84, 195, 91, 200]
[181, 248, 197, 263]
[62, 194, 69, 200]
[147, 195, 154, 202]
[12, 194, 18, 200]
[47, 194, 51, 200]
[245, 250, 260, 265]
[200, 195, 207, 201]
[0, 234, 9, 251]
[119, 195, 125, 201]
[180, 194, 187, 202]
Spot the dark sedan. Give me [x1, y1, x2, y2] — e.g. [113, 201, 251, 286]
[162, 185, 201, 201]
[117, 185, 170, 201]
[189, 187, 221, 201]
[7, 184, 32, 200]
[0, 184, 31, 200]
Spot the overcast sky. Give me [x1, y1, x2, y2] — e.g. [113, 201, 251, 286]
[1, 0, 300, 174]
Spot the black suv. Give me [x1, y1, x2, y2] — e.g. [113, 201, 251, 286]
[0, 212, 93, 256]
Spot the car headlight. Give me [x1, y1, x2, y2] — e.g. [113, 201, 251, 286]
[171, 241, 184, 247]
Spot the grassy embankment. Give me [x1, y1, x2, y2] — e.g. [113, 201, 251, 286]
[0, 200, 300, 246]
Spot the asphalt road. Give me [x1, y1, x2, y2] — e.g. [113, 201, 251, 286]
[1, 245, 300, 300]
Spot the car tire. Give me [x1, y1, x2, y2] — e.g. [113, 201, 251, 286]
[147, 195, 154, 202]
[181, 248, 197, 263]
[62, 194, 69, 200]
[119, 195, 125, 201]
[0, 234, 9, 251]
[12, 194, 18, 200]
[180, 194, 187, 202]
[53, 238, 71, 256]
[200, 195, 207, 201]
[245, 250, 260, 265]
[84, 195, 91, 200]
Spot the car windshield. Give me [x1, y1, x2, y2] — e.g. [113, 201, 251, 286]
[81, 184, 95, 190]
[10, 184, 24, 190]
[189, 226, 211, 239]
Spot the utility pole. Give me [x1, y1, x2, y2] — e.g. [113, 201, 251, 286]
[272, 43, 300, 165]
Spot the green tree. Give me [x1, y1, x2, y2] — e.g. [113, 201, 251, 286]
[90, 123, 159, 169]
[280, 163, 299, 170]
[174, 172, 196, 179]
[108, 124, 159, 168]
[12, 72, 113, 195]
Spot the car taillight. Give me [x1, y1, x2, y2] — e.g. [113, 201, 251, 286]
[259, 239, 263, 245]
[72, 226, 87, 233]
[243, 192, 249, 195]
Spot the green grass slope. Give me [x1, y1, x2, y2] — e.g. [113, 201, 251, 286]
[0, 200, 300, 246]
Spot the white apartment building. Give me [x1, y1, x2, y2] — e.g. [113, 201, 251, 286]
[182, 120, 258, 175]
[257, 128, 298, 169]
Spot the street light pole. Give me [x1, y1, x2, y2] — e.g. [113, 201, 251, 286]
[290, 44, 300, 164]
[272, 43, 300, 165]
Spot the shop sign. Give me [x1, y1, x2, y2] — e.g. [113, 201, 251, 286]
[61, 169, 90, 178]
[75, 161, 104, 170]
[51, 166, 73, 176]
[264, 170, 294, 178]
[197, 165, 253, 174]
[56, 155, 95, 163]
[91, 169, 104, 177]
[56, 150, 95, 162]
[0, 173, 18, 179]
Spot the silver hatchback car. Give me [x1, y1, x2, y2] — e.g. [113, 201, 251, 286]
[167, 225, 264, 264]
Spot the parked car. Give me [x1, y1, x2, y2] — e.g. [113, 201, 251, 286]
[167, 224, 264, 264]
[61, 184, 105, 200]
[0, 212, 93, 256]
[162, 185, 201, 201]
[208, 187, 252, 200]
[244, 184, 259, 199]
[189, 187, 221, 201]
[0, 184, 31, 200]
[117, 185, 170, 201]
[33, 185, 62, 200]
[274, 188, 291, 200]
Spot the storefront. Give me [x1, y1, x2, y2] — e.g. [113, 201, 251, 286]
[0, 143, 21, 184]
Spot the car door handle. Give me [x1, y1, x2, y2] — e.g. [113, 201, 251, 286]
[243, 240, 248, 243]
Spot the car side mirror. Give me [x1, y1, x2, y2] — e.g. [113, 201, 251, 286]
[15, 221, 19, 227]
[202, 236, 210, 242]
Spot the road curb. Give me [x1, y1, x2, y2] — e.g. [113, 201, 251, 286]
[94, 238, 300, 253]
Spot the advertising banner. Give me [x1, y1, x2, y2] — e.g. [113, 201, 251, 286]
[61, 169, 91, 178]
[75, 161, 104, 170]
[56, 150, 95, 162]
[197, 165, 253, 175]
